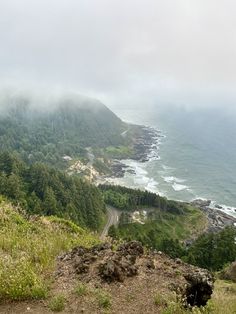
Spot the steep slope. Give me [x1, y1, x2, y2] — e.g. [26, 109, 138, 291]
[0, 93, 126, 168]
[0, 200, 99, 302]
[0, 240, 215, 313]
[0, 201, 235, 314]
[100, 184, 207, 249]
[0, 152, 106, 230]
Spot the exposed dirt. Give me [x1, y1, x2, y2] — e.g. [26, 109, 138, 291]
[0, 241, 214, 314]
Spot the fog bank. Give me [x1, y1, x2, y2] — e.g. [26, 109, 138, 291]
[1, 0, 236, 109]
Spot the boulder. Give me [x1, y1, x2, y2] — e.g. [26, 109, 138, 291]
[99, 259, 124, 282]
[117, 241, 144, 257]
[220, 261, 236, 283]
[98, 241, 143, 282]
[191, 199, 211, 208]
[184, 268, 214, 307]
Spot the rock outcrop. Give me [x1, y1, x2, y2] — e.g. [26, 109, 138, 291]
[57, 241, 214, 309]
[184, 269, 214, 306]
[219, 261, 236, 283]
[191, 199, 236, 232]
[99, 241, 143, 282]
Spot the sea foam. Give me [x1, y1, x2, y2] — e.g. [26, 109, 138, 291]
[162, 176, 186, 184]
[172, 183, 188, 192]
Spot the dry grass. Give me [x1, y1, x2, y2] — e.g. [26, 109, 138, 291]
[207, 280, 236, 314]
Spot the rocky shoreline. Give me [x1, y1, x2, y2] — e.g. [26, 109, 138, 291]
[109, 125, 161, 178]
[130, 126, 161, 163]
[97, 125, 236, 232]
[190, 199, 236, 232]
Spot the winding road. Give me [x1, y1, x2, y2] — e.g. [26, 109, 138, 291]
[100, 206, 121, 240]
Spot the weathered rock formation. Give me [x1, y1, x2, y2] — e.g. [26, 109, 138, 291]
[219, 261, 236, 283]
[57, 241, 214, 308]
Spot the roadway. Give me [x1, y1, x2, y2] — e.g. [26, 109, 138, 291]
[100, 206, 121, 240]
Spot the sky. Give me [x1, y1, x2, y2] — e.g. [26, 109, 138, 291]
[0, 0, 236, 109]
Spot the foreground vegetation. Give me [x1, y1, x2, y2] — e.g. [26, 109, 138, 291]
[0, 198, 235, 314]
[0, 199, 99, 301]
[152, 280, 236, 314]
[208, 280, 236, 314]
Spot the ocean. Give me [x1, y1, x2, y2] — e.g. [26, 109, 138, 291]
[110, 104, 236, 218]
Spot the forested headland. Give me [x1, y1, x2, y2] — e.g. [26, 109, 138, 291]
[0, 94, 127, 168]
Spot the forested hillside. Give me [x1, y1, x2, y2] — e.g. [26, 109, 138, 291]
[103, 186, 236, 272]
[0, 94, 126, 167]
[100, 184, 186, 214]
[0, 152, 106, 230]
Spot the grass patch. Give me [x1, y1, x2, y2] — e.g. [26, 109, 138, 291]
[0, 200, 99, 301]
[105, 145, 132, 159]
[154, 293, 168, 307]
[95, 289, 112, 309]
[206, 280, 236, 314]
[153, 292, 214, 314]
[74, 282, 88, 296]
[48, 294, 66, 312]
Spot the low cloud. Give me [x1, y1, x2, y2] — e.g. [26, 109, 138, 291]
[0, 0, 236, 109]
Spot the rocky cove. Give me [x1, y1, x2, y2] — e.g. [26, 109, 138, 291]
[97, 124, 236, 231]
[190, 199, 236, 232]
[103, 125, 162, 179]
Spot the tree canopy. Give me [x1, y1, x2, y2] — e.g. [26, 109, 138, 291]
[0, 152, 106, 230]
[100, 184, 185, 214]
[0, 98, 126, 168]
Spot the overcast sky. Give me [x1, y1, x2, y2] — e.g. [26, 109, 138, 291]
[0, 0, 236, 109]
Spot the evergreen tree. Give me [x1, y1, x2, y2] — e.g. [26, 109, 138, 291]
[0, 152, 106, 230]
